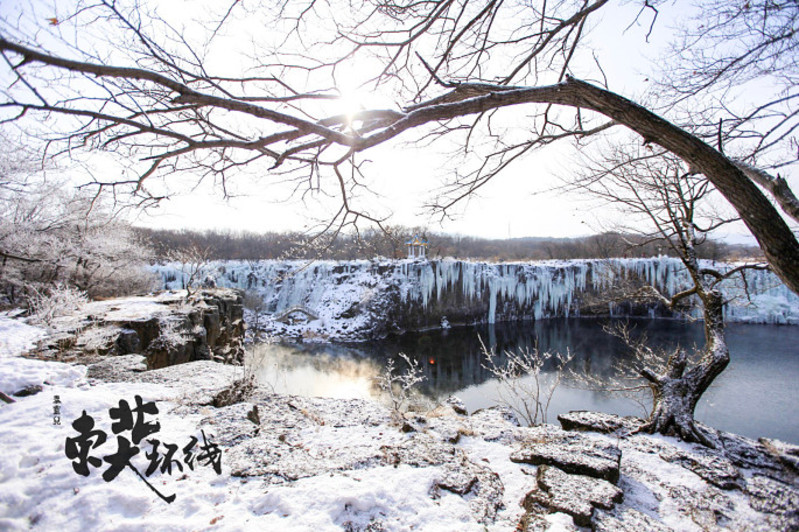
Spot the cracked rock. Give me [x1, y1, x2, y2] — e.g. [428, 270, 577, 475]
[659, 447, 742, 490]
[511, 432, 622, 483]
[432, 457, 505, 524]
[760, 438, 799, 475]
[745, 475, 799, 530]
[593, 508, 673, 532]
[557, 411, 642, 435]
[523, 465, 623, 527]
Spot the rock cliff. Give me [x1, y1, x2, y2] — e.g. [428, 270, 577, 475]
[153, 257, 799, 341]
[33, 289, 246, 368]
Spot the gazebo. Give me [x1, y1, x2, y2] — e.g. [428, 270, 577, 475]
[405, 235, 429, 259]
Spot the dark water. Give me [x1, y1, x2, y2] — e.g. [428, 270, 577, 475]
[249, 319, 799, 443]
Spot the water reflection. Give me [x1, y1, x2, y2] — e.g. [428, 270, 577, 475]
[249, 343, 383, 400]
[247, 319, 799, 443]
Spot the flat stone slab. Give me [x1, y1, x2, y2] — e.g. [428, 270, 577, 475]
[432, 459, 505, 524]
[593, 508, 673, 532]
[659, 447, 742, 490]
[510, 433, 622, 483]
[523, 465, 623, 527]
[558, 411, 643, 434]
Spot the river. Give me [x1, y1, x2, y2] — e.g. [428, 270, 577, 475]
[248, 318, 799, 443]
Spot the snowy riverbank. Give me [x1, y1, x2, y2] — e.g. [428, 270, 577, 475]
[1, 313, 798, 531]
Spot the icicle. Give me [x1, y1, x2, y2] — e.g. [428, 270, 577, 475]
[149, 257, 799, 326]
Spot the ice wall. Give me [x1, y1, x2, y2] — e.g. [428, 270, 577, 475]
[152, 257, 799, 330]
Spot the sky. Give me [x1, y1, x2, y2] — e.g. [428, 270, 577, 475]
[127, 1, 664, 239]
[2, 0, 794, 243]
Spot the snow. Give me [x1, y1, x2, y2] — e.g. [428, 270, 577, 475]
[1, 310, 795, 531]
[0, 312, 47, 357]
[0, 311, 488, 531]
[152, 257, 799, 342]
[82, 292, 187, 322]
[246, 466, 480, 531]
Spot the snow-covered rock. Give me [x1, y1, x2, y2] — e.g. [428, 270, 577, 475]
[510, 429, 622, 483]
[30, 289, 246, 367]
[1, 315, 797, 531]
[557, 410, 643, 434]
[523, 464, 623, 527]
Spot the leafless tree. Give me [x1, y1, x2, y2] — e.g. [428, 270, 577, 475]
[166, 242, 211, 297]
[570, 147, 769, 446]
[0, 1, 797, 292]
[481, 337, 574, 426]
[0, 133, 156, 302]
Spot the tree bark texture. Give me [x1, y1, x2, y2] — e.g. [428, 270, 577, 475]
[638, 289, 729, 447]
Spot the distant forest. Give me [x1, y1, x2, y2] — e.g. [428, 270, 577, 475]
[135, 226, 762, 263]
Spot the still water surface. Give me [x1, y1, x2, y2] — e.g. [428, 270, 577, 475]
[249, 319, 799, 443]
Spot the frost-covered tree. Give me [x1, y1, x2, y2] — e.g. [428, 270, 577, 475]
[572, 147, 767, 446]
[0, 136, 156, 303]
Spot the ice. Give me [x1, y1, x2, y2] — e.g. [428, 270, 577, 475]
[152, 257, 799, 329]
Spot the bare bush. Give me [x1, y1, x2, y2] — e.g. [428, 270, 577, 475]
[27, 283, 89, 327]
[166, 243, 211, 297]
[153, 316, 190, 349]
[376, 353, 427, 423]
[481, 337, 574, 426]
[243, 290, 267, 342]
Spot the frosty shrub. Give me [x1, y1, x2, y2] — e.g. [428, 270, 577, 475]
[481, 337, 574, 426]
[0, 149, 156, 303]
[86, 255, 160, 299]
[242, 290, 267, 342]
[243, 336, 277, 385]
[376, 353, 426, 423]
[27, 284, 89, 326]
[166, 243, 211, 297]
[154, 316, 191, 348]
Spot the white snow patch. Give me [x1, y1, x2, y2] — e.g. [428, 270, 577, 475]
[0, 312, 48, 357]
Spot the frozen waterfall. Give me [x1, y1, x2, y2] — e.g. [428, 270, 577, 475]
[152, 257, 799, 329]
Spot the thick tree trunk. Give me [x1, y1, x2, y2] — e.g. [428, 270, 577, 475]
[638, 289, 729, 447]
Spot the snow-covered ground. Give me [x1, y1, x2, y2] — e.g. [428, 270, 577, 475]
[1, 312, 797, 531]
[0, 311, 48, 357]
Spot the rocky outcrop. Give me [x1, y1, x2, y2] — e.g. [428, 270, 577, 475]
[593, 508, 673, 532]
[557, 410, 643, 434]
[523, 465, 623, 527]
[659, 447, 743, 490]
[137, 290, 245, 368]
[78, 357, 799, 531]
[510, 430, 622, 483]
[34, 289, 245, 367]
